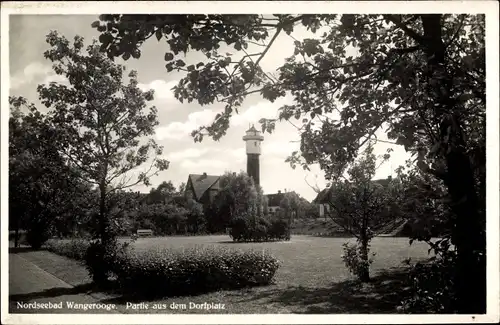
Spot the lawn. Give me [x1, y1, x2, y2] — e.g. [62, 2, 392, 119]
[12, 235, 433, 314]
[129, 235, 431, 288]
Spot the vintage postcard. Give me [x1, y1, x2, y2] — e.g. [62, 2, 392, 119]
[1, 1, 499, 324]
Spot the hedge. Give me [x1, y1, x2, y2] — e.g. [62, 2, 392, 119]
[43, 238, 280, 297]
[45, 238, 90, 261]
[229, 217, 291, 242]
[110, 246, 280, 297]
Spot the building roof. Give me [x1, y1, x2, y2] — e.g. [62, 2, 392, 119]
[312, 188, 330, 204]
[247, 125, 258, 132]
[373, 178, 391, 187]
[265, 192, 285, 207]
[187, 174, 220, 201]
[313, 178, 392, 204]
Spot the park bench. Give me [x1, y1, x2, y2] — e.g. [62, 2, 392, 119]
[137, 229, 153, 237]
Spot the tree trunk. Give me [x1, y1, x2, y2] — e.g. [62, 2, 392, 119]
[98, 182, 110, 244]
[14, 216, 20, 248]
[420, 14, 486, 313]
[14, 229, 19, 248]
[359, 235, 370, 282]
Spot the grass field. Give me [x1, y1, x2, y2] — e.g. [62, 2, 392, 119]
[128, 235, 431, 288]
[12, 235, 433, 314]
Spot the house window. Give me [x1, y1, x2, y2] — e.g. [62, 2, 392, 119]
[254, 141, 257, 146]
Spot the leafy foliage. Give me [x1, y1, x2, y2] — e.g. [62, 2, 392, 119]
[9, 98, 91, 248]
[145, 181, 177, 204]
[324, 146, 396, 281]
[92, 13, 485, 312]
[110, 245, 279, 297]
[36, 31, 169, 245]
[341, 242, 376, 280]
[400, 252, 458, 313]
[185, 199, 206, 233]
[84, 238, 134, 286]
[394, 162, 452, 241]
[229, 216, 290, 242]
[45, 238, 91, 261]
[208, 171, 263, 232]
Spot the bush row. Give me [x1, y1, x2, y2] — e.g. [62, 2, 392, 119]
[229, 217, 291, 242]
[44, 238, 280, 297]
[108, 246, 280, 297]
[45, 238, 90, 261]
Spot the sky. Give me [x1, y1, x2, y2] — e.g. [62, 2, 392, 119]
[8, 14, 412, 201]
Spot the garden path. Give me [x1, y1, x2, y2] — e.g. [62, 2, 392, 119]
[8, 246, 120, 314]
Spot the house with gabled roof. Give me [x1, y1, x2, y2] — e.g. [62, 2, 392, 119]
[184, 173, 295, 217]
[185, 173, 221, 210]
[183, 127, 304, 217]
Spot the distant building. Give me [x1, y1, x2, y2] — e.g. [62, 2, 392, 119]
[265, 190, 285, 215]
[313, 178, 392, 218]
[185, 173, 220, 210]
[312, 188, 331, 219]
[183, 127, 302, 217]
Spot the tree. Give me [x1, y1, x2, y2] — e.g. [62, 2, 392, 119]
[394, 161, 452, 240]
[325, 146, 395, 281]
[37, 32, 169, 247]
[177, 182, 187, 194]
[278, 191, 300, 223]
[93, 14, 485, 312]
[9, 98, 90, 248]
[146, 181, 177, 204]
[262, 191, 269, 216]
[303, 198, 319, 219]
[186, 199, 206, 234]
[209, 171, 261, 231]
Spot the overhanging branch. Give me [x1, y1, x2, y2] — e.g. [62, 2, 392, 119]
[384, 15, 425, 45]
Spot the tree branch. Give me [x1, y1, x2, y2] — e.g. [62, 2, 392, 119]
[446, 14, 466, 48]
[254, 27, 281, 68]
[384, 15, 425, 45]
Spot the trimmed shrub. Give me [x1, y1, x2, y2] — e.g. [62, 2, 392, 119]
[230, 216, 290, 242]
[84, 238, 135, 287]
[84, 240, 113, 286]
[43, 238, 280, 297]
[229, 217, 251, 241]
[268, 219, 290, 240]
[252, 224, 268, 241]
[44, 238, 90, 260]
[110, 246, 280, 297]
[256, 217, 271, 229]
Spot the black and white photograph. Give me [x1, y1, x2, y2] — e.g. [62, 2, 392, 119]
[1, 1, 499, 324]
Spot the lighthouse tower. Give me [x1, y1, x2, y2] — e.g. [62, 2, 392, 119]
[243, 125, 264, 187]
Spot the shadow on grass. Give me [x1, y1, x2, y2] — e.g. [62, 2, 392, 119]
[216, 240, 291, 244]
[9, 283, 99, 302]
[9, 246, 38, 254]
[9, 281, 128, 304]
[98, 280, 277, 305]
[98, 268, 412, 314]
[305, 234, 353, 238]
[235, 267, 412, 313]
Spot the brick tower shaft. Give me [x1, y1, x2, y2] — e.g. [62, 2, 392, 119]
[242, 125, 264, 188]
